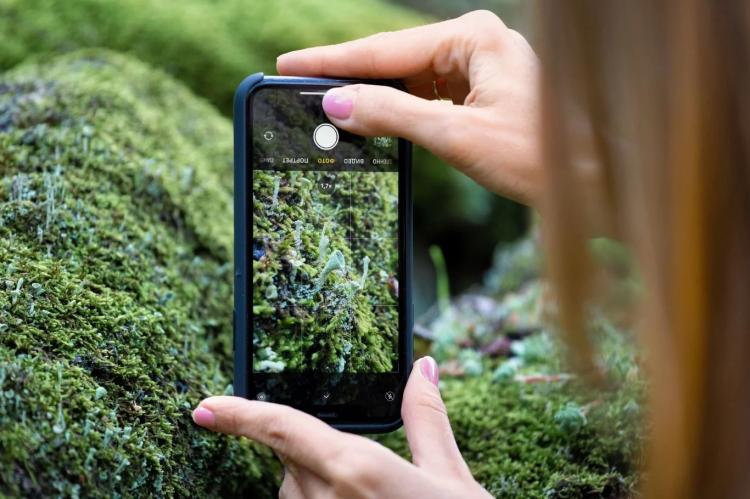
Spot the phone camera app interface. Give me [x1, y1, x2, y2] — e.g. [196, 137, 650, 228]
[251, 87, 400, 375]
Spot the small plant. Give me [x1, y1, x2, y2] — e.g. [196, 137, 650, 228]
[554, 402, 588, 435]
[358, 255, 370, 290]
[271, 175, 280, 208]
[457, 348, 484, 376]
[429, 245, 450, 312]
[9, 173, 34, 202]
[318, 224, 329, 263]
[293, 220, 303, 253]
[288, 220, 306, 282]
[42, 164, 65, 231]
[313, 250, 345, 293]
[298, 177, 312, 206]
[255, 346, 286, 373]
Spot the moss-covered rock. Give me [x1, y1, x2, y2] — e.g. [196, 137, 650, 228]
[0, 49, 279, 497]
[0, 0, 427, 115]
[0, 48, 641, 498]
[380, 369, 643, 498]
[374, 328, 644, 498]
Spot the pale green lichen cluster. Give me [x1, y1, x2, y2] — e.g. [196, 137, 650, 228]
[252, 169, 399, 373]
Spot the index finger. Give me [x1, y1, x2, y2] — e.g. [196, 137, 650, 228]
[276, 15, 475, 83]
[194, 396, 355, 480]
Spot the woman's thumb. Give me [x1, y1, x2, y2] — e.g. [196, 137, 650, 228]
[401, 356, 473, 481]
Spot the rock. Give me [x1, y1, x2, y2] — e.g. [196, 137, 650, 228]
[0, 50, 277, 497]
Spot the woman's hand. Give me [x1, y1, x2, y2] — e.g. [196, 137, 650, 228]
[277, 10, 542, 207]
[193, 357, 490, 498]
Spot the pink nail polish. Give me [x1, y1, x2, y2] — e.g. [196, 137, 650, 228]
[192, 406, 215, 427]
[419, 356, 439, 386]
[322, 89, 354, 120]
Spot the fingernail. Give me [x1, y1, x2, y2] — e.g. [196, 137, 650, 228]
[419, 356, 439, 386]
[322, 88, 354, 120]
[192, 406, 215, 427]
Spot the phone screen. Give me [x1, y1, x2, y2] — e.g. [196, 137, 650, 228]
[246, 84, 408, 424]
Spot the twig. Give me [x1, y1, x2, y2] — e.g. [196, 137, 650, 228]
[514, 373, 574, 384]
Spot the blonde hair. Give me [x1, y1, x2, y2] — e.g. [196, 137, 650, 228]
[537, 1, 750, 497]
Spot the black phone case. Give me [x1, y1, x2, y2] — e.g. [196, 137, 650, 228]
[233, 73, 413, 433]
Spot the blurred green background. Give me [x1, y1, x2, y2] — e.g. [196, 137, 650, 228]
[0, 0, 530, 314]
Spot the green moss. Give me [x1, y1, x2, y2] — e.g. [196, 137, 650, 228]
[376, 237, 644, 498]
[0, 50, 279, 497]
[376, 338, 644, 498]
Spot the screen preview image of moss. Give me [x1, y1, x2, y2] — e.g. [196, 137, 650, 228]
[251, 88, 400, 374]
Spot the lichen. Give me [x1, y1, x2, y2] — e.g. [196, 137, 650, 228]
[252, 167, 399, 373]
[314, 250, 346, 293]
[358, 255, 370, 290]
[317, 224, 330, 264]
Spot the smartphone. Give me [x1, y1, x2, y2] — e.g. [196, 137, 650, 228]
[233, 73, 412, 433]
